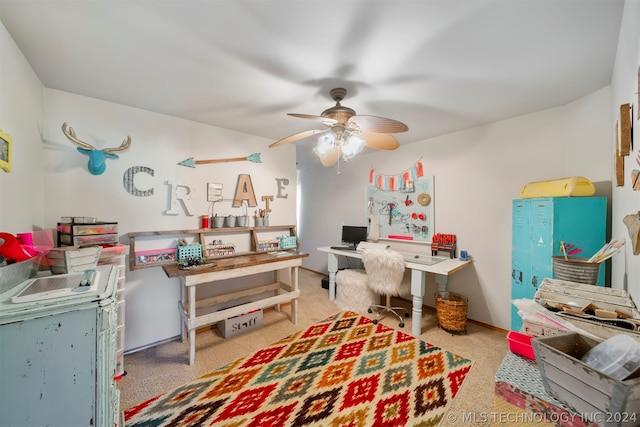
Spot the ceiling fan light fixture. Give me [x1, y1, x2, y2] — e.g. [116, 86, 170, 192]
[272, 87, 408, 168]
[313, 132, 336, 156]
[341, 134, 365, 160]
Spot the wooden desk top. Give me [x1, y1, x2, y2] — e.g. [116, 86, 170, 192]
[163, 251, 309, 279]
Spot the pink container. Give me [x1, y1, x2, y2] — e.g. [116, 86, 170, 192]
[507, 331, 535, 359]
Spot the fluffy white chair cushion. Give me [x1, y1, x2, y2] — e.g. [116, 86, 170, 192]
[335, 269, 379, 314]
[362, 249, 406, 296]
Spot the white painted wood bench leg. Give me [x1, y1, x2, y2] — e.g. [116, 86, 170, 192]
[189, 285, 196, 365]
[180, 279, 187, 342]
[291, 266, 299, 324]
[274, 269, 282, 312]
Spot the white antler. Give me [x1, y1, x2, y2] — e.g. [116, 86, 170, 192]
[103, 135, 132, 154]
[62, 122, 131, 153]
[62, 122, 95, 150]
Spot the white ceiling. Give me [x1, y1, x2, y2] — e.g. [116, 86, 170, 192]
[0, 0, 625, 146]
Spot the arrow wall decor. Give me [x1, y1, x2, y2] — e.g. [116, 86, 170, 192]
[178, 153, 261, 168]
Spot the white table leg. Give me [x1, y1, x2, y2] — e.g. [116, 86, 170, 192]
[188, 286, 196, 365]
[435, 274, 448, 293]
[180, 278, 186, 342]
[327, 253, 338, 301]
[411, 269, 426, 336]
[274, 269, 281, 312]
[291, 266, 299, 324]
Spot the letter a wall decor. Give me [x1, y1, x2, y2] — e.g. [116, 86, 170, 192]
[233, 174, 257, 207]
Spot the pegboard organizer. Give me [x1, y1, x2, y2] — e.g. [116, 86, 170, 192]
[366, 176, 434, 243]
[178, 244, 203, 260]
[278, 236, 297, 250]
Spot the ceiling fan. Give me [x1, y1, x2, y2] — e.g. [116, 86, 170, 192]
[269, 88, 409, 167]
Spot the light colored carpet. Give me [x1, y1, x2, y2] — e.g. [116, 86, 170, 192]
[118, 268, 509, 426]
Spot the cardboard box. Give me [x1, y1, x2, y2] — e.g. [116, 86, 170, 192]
[532, 333, 640, 426]
[217, 309, 263, 338]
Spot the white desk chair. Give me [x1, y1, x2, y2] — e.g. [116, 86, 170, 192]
[363, 248, 410, 327]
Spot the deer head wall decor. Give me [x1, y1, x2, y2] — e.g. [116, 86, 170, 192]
[62, 122, 131, 175]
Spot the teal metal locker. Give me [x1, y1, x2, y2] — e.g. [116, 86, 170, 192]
[511, 197, 606, 331]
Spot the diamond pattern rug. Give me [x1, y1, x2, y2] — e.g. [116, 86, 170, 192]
[124, 311, 474, 426]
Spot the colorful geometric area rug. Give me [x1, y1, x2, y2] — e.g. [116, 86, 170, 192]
[124, 311, 474, 427]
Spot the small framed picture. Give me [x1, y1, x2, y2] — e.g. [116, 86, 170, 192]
[0, 129, 12, 173]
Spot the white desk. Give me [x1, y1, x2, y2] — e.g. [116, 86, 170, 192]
[317, 246, 471, 336]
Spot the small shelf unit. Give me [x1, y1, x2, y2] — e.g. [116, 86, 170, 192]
[128, 225, 299, 271]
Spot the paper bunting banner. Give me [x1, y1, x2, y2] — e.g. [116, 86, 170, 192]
[369, 160, 424, 191]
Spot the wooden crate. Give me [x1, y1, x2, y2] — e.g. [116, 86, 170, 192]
[556, 313, 640, 345]
[535, 278, 640, 319]
[532, 333, 640, 427]
[46, 246, 102, 274]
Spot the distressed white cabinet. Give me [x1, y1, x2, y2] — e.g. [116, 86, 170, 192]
[0, 265, 120, 426]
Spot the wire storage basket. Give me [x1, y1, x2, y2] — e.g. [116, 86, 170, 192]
[435, 291, 468, 333]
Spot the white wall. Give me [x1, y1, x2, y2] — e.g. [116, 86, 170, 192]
[299, 87, 612, 331]
[611, 0, 640, 304]
[0, 21, 45, 232]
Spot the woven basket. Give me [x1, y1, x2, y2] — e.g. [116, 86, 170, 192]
[435, 291, 468, 333]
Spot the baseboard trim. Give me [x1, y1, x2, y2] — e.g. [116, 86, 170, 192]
[303, 267, 506, 333]
[395, 295, 507, 334]
[125, 335, 181, 355]
[124, 306, 285, 355]
[301, 266, 326, 276]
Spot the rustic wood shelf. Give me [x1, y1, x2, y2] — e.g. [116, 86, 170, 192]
[128, 225, 299, 271]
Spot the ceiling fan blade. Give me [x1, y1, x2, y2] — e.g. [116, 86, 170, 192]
[348, 115, 409, 134]
[361, 131, 400, 150]
[288, 113, 337, 127]
[318, 146, 341, 167]
[269, 129, 325, 148]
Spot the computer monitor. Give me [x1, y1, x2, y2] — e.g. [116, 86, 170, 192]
[341, 225, 368, 248]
